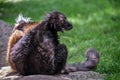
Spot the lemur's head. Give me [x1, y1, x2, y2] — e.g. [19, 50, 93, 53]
[44, 11, 73, 32]
[12, 14, 39, 33]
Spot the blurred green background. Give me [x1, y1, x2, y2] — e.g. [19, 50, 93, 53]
[0, 0, 120, 80]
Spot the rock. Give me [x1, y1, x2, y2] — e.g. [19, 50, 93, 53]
[0, 66, 104, 80]
[0, 20, 12, 68]
[1, 75, 68, 80]
[64, 71, 103, 80]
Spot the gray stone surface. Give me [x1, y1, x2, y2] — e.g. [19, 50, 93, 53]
[0, 66, 104, 80]
[0, 20, 12, 68]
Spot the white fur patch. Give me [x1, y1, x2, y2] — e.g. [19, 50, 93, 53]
[15, 14, 31, 26]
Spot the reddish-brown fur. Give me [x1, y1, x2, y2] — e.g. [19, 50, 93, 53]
[6, 22, 40, 71]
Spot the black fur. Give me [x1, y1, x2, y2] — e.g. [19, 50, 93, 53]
[10, 11, 99, 76]
[11, 11, 72, 75]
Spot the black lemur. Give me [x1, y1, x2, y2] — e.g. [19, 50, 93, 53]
[8, 11, 99, 75]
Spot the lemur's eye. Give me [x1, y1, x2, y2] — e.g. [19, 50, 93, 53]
[64, 16, 66, 19]
[61, 20, 64, 24]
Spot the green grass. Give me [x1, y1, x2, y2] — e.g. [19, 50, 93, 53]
[0, 0, 120, 79]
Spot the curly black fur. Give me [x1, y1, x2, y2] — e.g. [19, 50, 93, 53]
[10, 11, 99, 76]
[11, 11, 72, 75]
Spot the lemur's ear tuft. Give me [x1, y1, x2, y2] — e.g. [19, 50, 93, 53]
[15, 14, 31, 26]
[12, 14, 32, 33]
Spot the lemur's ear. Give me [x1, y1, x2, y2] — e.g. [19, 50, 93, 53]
[15, 14, 31, 26]
[44, 13, 52, 22]
[12, 14, 31, 33]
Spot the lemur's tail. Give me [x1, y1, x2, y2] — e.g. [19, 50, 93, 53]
[62, 48, 100, 73]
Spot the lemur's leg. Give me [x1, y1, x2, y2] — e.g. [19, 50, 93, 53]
[53, 44, 68, 74]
